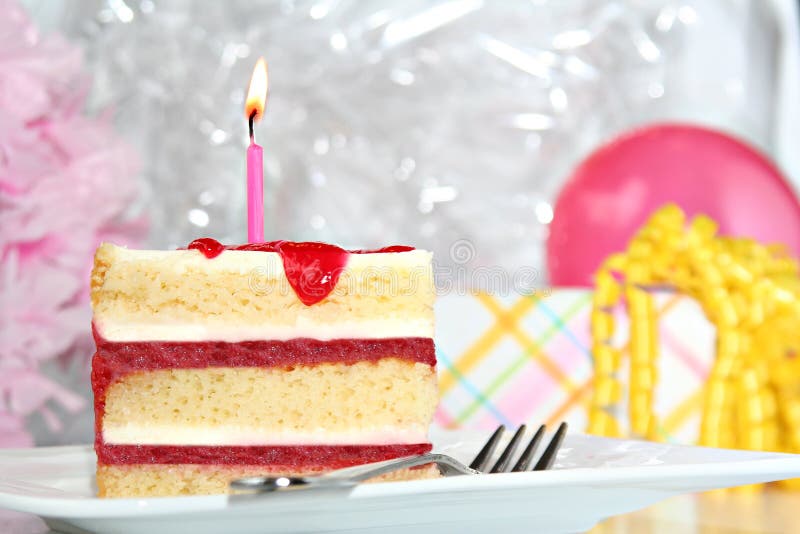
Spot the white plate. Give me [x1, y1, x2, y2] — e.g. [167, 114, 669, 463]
[1, 429, 800, 534]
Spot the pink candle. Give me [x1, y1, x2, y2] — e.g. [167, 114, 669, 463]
[245, 57, 268, 243]
[246, 139, 264, 242]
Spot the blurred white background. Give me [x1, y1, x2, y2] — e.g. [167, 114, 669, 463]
[7, 0, 800, 445]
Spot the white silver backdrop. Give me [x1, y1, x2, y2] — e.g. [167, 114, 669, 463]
[24, 0, 788, 274]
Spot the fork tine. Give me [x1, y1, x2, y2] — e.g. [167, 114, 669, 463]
[490, 424, 527, 473]
[533, 421, 568, 471]
[469, 425, 505, 471]
[511, 424, 545, 472]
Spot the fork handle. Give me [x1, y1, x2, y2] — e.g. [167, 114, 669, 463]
[230, 453, 476, 493]
[323, 453, 477, 481]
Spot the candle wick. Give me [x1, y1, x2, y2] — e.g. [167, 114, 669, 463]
[248, 110, 257, 142]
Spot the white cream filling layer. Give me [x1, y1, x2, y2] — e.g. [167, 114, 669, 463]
[102, 424, 429, 446]
[95, 317, 434, 342]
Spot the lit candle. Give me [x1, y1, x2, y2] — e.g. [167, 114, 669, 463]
[245, 57, 268, 243]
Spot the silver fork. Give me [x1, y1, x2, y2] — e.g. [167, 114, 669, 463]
[230, 422, 568, 494]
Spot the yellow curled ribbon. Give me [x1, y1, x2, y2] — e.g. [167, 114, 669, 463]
[588, 204, 800, 490]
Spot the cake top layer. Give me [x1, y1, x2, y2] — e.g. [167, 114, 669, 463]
[91, 242, 434, 341]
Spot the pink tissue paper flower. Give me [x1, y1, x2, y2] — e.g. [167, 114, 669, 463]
[0, 0, 144, 446]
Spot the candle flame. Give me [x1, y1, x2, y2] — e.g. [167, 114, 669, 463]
[245, 57, 268, 121]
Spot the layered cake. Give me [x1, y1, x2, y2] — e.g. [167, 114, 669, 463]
[91, 239, 438, 497]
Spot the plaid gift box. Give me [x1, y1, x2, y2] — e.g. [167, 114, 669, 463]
[434, 290, 715, 444]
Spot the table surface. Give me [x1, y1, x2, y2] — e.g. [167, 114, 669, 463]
[591, 490, 800, 534]
[2, 490, 799, 533]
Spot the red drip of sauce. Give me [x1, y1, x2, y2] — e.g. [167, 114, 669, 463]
[186, 237, 229, 258]
[96, 443, 432, 467]
[186, 238, 415, 306]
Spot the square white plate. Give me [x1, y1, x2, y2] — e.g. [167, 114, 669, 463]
[1, 429, 800, 534]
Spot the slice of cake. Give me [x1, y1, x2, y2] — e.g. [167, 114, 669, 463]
[90, 239, 438, 497]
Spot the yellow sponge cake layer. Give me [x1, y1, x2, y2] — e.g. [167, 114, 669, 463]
[91, 243, 435, 342]
[97, 464, 441, 498]
[102, 359, 437, 446]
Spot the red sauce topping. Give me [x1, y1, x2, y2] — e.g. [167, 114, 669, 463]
[96, 443, 432, 468]
[186, 238, 414, 306]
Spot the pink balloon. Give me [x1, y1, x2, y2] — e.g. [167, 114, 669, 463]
[547, 123, 800, 286]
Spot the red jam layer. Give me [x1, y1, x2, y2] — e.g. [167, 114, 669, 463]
[92, 332, 435, 398]
[187, 238, 414, 305]
[96, 443, 432, 467]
